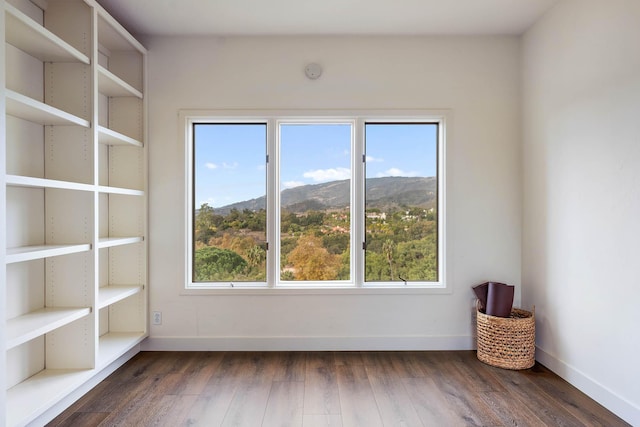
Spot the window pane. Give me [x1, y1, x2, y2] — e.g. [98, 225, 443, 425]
[193, 124, 267, 283]
[279, 124, 352, 282]
[364, 123, 438, 282]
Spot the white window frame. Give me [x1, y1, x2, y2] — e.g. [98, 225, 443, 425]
[182, 109, 449, 295]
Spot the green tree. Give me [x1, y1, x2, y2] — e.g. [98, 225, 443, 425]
[247, 244, 265, 268]
[382, 239, 396, 281]
[195, 203, 217, 244]
[194, 246, 247, 282]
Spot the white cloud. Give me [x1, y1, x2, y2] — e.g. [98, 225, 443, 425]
[303, 167, 351, 182]
[198, 197, 216, 207]
[366, 155, 384, 163]
[204, 161, 238, 170]
[283, 181, 305, 189]
[222, 162, 238, 169]
[376, 167, 420, 177]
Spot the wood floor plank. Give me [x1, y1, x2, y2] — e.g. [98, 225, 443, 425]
[173, 351, 225, 395]
[403, 377, 466, 426]
[273, 351, 307, 381]
[478, 390, 547, 427]
[120, 394, 178, 426]
[303, 414, 344, 427]
[187, 353, 261, 425]
[220, 353, 278, 426]
[521, 364, 629, 426]
[49, 411, 109, 427]
[304, 352, 341, 415]
[262, 381, 305, 427]
[417, 351, 505, 426]
[365, 362, 425, 426]
[333, 351, 365, 366]
[72, 375, 153, 413]
[448, 351, 507, 392]
[46, 380, 113, 425]
[98, 373, 184, 426]
[336, 364, 384, 427]
[156, 394, 200, 426]
[479, 361, 588, 427]
[389, 351, 428, 378]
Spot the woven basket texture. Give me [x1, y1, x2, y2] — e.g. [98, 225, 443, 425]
[476, 307, 535, 370]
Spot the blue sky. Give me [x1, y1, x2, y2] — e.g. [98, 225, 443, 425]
[194, 123, 437, 208]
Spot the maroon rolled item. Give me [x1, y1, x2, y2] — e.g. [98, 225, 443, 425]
[472, 282, 489, 313]
[485, 282, 514, 318]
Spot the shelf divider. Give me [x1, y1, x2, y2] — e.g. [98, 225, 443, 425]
[98, 332, 146, 368]
[98, 65, 143, 98]
[98, 125, 143, 147]
[98, 285, 143, 309]
[6, 175, 94, 192]
[7, 307, 92, 350]
[6, 368, 94, 427]
[97, 185, 144, 196]
[5, 3, 90, 64]
[6, 244, 92, 264]
[97, 236, 144, 249]
[6, 89, 91, 127]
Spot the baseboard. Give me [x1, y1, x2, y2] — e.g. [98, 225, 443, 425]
[536, 347, 640, 426]
[141, 335, 474, 352]
[28, 345, 141, 426]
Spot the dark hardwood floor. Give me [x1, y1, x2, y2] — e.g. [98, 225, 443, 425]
[48, 351, 628, 426]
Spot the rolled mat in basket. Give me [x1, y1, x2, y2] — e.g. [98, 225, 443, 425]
[472, 282, 514, 317]
[486, 282, 514, 317]
[476, 306, 536, 370]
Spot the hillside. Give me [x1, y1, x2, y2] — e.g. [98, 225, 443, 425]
[214, 176, 436, 214]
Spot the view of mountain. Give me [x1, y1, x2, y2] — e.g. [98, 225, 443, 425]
[214, 176, 436, 214]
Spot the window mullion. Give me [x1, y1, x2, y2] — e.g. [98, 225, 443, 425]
[266, 118, 279, 288]
[352, 119, 365, 287]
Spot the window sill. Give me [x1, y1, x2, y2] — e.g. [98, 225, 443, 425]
[181, 285, 451, 296]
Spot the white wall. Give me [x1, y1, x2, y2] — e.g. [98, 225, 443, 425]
[144, 36, 522, 350]
[522, 0, 640, 424]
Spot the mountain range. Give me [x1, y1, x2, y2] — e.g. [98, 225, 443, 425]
[214, 176, 436, 214]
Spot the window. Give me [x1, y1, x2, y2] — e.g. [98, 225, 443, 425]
[186, 112, 445, 290]
[192, 124, 267, 284]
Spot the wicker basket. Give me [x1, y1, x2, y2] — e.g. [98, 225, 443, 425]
[476, 305, 535, 370]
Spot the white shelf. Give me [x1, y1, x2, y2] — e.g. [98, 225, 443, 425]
[3, 0, 147, 421]
[98, 65, 143, 98]
[6, 89, 91, 127]
[4, 3, 90, 64]
[6, 175, 94, 192]
[98, 332, 146, 368]
[6, 307, 92, 350]
[6, 244, 92, 264]
[98, 185, 144, 196]
[98, 125, 143, 147]
[97, 236, 144, 249]
[97, 10, 146, 53]
[98, 285, 143, 309]
[7, 368, 94, 427]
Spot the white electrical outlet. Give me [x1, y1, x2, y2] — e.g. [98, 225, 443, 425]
[152, 311, 162, 325]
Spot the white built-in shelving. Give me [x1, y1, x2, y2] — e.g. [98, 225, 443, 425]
[6, 244, 92, 264]
[2, 0, 147, 425]
[98, 125, 143, 147]
[7, 307, 92, 350]
[4, 3, 89, 64]
[6, 89, 90, 127]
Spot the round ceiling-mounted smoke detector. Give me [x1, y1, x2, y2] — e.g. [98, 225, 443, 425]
[304, 63, 323, 80]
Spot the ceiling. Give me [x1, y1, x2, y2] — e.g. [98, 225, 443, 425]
[96, 0, 559, 37]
